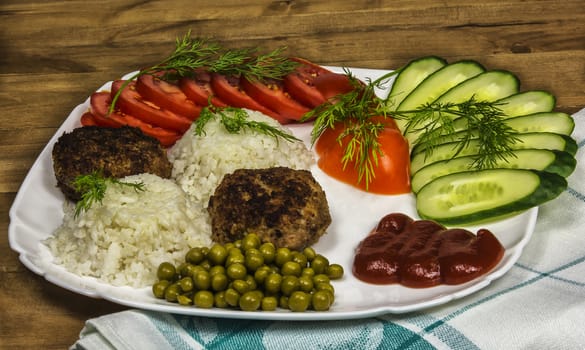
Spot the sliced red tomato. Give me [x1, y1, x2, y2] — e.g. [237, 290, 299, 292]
[111, 80, 192, 133]
[240, 77, 311, 122]
[80, 112, 99, 126]
[135, 74, 202, 120]
[283, 57, 331, 108]
[316, 122, 410, 194]
[178, 70, 228, 108]
[209, 73, 291, 124]
[313, 72, 356, 100]
[89, 91, 181, 147]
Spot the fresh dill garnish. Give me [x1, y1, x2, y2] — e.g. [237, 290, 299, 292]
[302, 69, 400, 187]
[303, 68, 521, 189]
[194, 106, 300, 143]
[73, 171, 145, 218]
[393, 97, 521, 169]
[109, 31, 298, 114]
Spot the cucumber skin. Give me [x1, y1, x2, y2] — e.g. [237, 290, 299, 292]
[416, 169, 567, 225]
[411, 149, 576, 193]
[386, 56, 447, 110]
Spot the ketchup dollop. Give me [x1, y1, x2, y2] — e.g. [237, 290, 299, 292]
[352, 213, 505, 288]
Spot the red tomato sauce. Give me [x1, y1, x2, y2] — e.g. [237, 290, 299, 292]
[352, 213, 505, 288]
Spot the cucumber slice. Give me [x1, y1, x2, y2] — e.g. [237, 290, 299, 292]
[416, 169, 567, 225]
[435, 70, 520, 104]
[411, 132, 578, 174]
[386, 56, 447, 110]
[411, 112, 575, 155]
[396, 60, 485, 112]
[495, 90, 556, 117]
[411, 149, 576, 193]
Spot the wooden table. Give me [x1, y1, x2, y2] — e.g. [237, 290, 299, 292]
[1, 1, 584, 348]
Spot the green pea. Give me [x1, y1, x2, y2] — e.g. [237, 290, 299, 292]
[152, 280, 170, 299]
[310, 254, 329, 274]
[311, 290, 332, 311]
[193, 290, 214, 308]
[239, 290, 262, 311]
[254, 266, 271, 285]
[193, 271, 211, 290]
[241, 233, 261, 250]
[301, 267, 315, 278]
[183, 263, 205, 278]
[281, 275, 300, 296]
[228, 246, 243, 256]
[177, 294, 193, 306]
[264, 273, 282, 294]
[261, 296, 278, 311]
[275, 247, 292, 267]
[185, 247, 206, 265]
[164, 283, 181, 302]
[207, 244, 228, 265]
[298, 275, 314, 293]
[211, 273, 228, 291]
[281, 261, 302, 277]
[226, 263, 247, 280]
[225, 253, 245, 266]
[313, 274, 330, 285]
[224, 288, 240, 307]
[288, 291, 310, 312]
[178, 276, 194, 293]
[279, 295, 289, 309]
[259, 242, 276, 264]
[292, 252, 308, 267]
[199, 259, 212, 271]
[231, 279, 250, 294]
[245, 275, 258, 291]
[214, 291, 228, 308]
[157, 262, 176, 281]
[315, 282, 335, 301]
[326, 263, 344, 280]
[302, 247, 316, 261]
[209, 265, 226, 277]
[245, 252, 265, 272]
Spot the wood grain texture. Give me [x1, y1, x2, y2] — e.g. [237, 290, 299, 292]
[1, 1, 584, 348]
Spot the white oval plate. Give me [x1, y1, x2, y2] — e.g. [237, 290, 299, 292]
[8, 67, 537, 321]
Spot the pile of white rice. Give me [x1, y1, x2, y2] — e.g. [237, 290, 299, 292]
[169, 109, 314, 205]
[46, 109, 314, 288]
[45, 173, 211, 288]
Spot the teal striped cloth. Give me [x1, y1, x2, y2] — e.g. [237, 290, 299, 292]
[73, 108, 585, 350]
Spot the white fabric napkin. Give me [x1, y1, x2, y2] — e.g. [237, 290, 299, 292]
[72, 108, 585, 350]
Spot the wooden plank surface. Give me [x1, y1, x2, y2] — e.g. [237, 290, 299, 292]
[1, 1, 584, 348]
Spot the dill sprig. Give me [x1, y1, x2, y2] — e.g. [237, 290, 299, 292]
[194, 106, 300, 143]
[109, 31, 298, 114]
[394, 97, 521, 169]
[303, 69, 399, 187]
[73, 171, 145, 218]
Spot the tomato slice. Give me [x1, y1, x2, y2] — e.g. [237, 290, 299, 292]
[80, 112, 99, 126]
[135, 74, 202, 119]
[178, 70, 228, 108]
[313, 72, 355, 100]
[240, 77, 311, 121]
[209, 73, 291, 124]
[89, 91, 181, 147]
[111, 80, 192, 133]
[316, 123, 410, 194]
[283, 57, 331, 108]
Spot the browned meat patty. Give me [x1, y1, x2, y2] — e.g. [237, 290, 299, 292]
[207, 167, 331, 250]
[52, 126, 172, 201]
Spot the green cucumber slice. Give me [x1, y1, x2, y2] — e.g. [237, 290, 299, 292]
[435, 70, 520, 104]
[411, 149, 576, 193]
[411, 112, 575, 155]
[386, 56, 447, 110]
[495, 90, 556, 117]
[396, 60, 485, 111]
[411, 132, 578, 174]
[416, 169, 567, 225]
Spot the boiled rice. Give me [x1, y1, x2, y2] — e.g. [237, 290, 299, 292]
[45, 173, 211, 288]
[169, 109, 314, 206]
